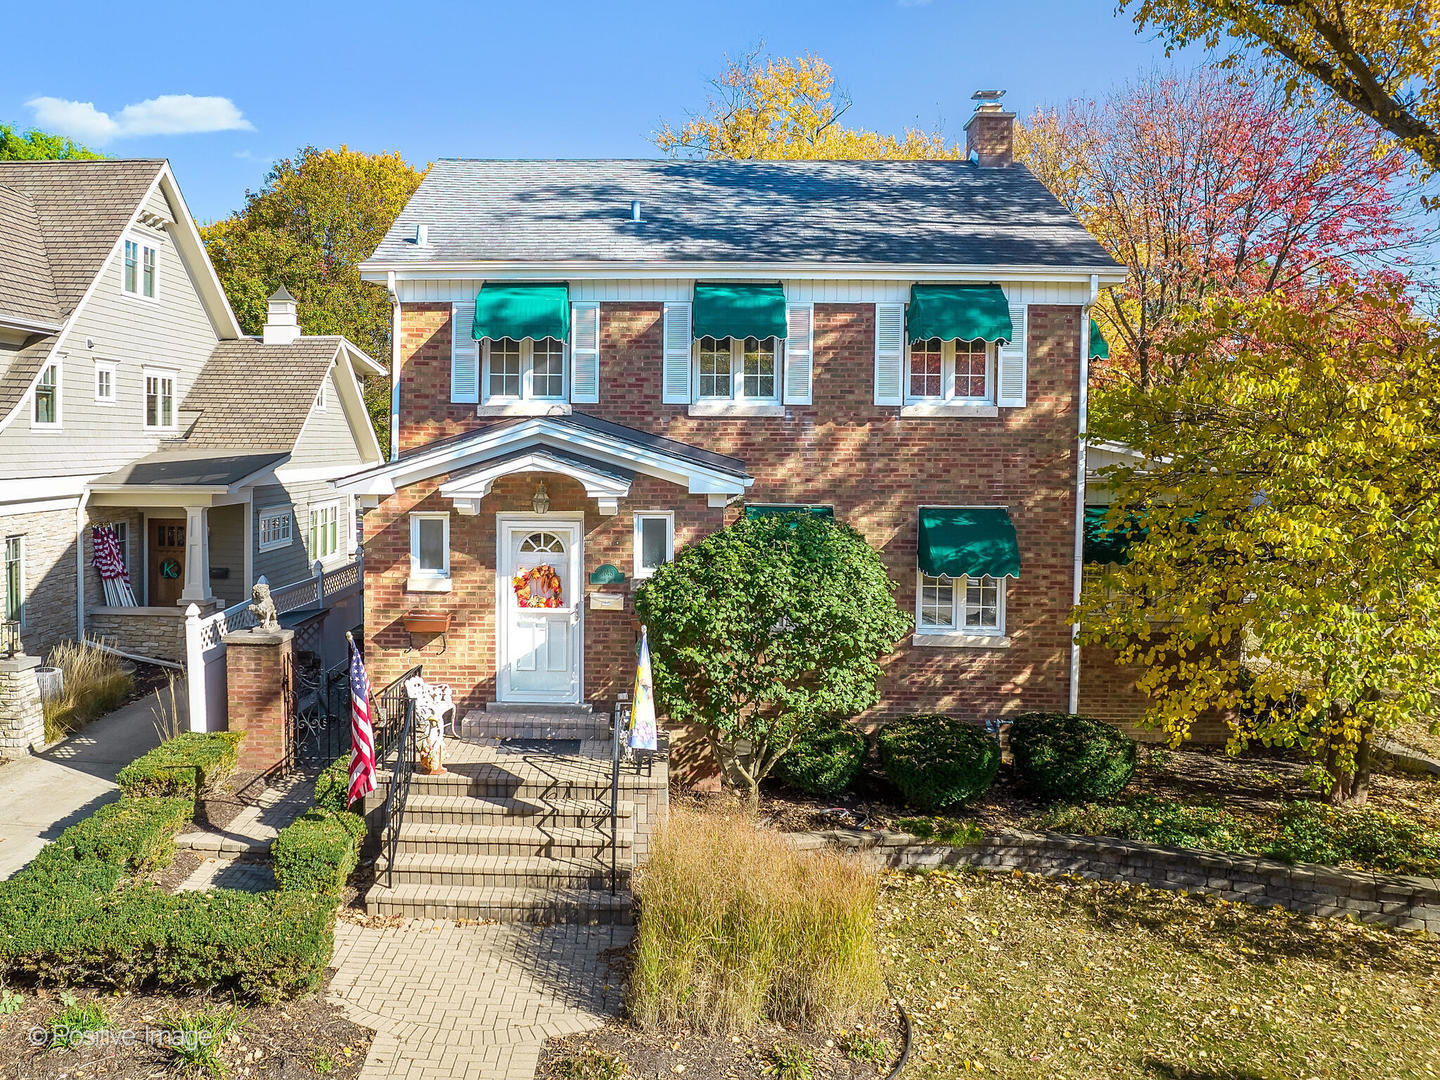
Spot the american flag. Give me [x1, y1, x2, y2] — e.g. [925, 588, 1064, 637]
[348, 641, 376, 806]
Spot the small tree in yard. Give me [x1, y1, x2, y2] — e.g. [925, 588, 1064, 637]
[1081, 289, 1440, 805]
[634, 513, 911, 807]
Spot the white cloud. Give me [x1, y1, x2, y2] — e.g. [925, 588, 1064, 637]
[26, 94, 253, 145]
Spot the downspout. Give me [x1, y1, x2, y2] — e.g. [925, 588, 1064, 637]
[1068, 275, 1098, 714]
[388, 270, 401, 462]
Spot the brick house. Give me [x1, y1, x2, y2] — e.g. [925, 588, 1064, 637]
[343, 96, 1126, 730]
[0, 160, 384, 667]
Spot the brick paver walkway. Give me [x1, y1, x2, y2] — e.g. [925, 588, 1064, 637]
[328, 919, 629, 1080]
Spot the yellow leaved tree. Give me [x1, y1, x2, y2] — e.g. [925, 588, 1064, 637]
[654, 51, 961, 160]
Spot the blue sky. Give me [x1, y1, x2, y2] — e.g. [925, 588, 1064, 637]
[2, 0, 1193, 222]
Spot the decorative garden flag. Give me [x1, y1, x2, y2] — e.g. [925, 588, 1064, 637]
[348, 639, 377, 805]
[629, 625, 657, 752]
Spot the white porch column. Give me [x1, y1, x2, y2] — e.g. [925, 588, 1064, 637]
[181, 504, 211, 604]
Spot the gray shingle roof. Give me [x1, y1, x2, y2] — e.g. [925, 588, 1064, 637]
[92, 449, 290, 490]
[0, 185, 61, 325]
[181, 337, 344, 451]
[367, 159, 1119, 271]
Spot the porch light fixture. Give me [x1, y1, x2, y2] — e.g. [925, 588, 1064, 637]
[0, 620, 21, 659]
[532, 481, 551, 515]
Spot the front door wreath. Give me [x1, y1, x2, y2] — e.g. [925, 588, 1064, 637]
[513, 564, 563, 608]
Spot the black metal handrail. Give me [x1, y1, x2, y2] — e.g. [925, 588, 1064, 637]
[374, 664, 422, 889]
[610, 702, 628, 896]
[374, 664, 423, 760]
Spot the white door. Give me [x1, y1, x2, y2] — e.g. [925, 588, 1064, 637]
[498, 520, 582, 703]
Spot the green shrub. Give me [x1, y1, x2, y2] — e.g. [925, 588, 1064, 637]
[1009, 712, 1137, 802]
[312, 756, 354, 814]
[629, 809, 884, 1035]
[1270, 802, 1440, 875]
[27, 797, 191, 878]
[116, 732, 244, 799]
[775, 724, 867, 796]
[272, 810, 365, 896]
[876, 715, 999, 811]
[1039, 796, 1258, 852]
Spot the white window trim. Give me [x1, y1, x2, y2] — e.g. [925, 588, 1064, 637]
[903, 338, 997, 414]
[257, 507, 295, 553]
[314, 378, 328, 412]
[481, 337, 569, 406]
[31, 359, 61, 430]
[633, 511, 675, 579]
[142, 367, 178, 432]
[690, 336, 783, 414]
[912, 570, 1010, 648]
[94, 359, 117, 405]
[408, 511, 451, 592]
[3, 535, 24, 629]
[120, 233, 162, 301]
[307, 501, 342, 565]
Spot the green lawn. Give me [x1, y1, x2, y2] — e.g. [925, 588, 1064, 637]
[879, 869, 1440, 1080]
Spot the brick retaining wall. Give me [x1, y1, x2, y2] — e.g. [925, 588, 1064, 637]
[791, 827, 1440, 933]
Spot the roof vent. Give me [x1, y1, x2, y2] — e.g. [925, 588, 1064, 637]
[263, 286, 302, 345]
[414, 223, 429, 247]
[630, 200, 642, 223]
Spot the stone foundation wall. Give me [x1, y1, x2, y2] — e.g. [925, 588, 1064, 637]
[86, 606, 191, 664]
[0, 655, 45, 755]
[792, 827, 1440, 933]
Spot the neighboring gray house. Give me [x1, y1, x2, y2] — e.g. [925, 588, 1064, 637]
[0, 159, 384, 660]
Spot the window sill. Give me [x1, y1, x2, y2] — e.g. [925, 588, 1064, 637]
[476, 401, 572, 417]
[406, 576, 453, 593]
[912, 631, 1011, 649]
[900, 403, 999, 419]
[687, 402, 785, 418]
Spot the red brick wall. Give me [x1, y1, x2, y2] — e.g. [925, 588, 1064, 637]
[224, 632, 294, 773]
[366, 300, 1085, 723]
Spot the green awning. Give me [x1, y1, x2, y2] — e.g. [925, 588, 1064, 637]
[744, 504, 835, 520]
[917, 507, 1020, 579]
[472, 282, 570, 342]
[693, 283, 788, 341]
[1083, 504, 1142, 564]
[1089, 319, 1110, 360]
[906, 284, 1012, 344]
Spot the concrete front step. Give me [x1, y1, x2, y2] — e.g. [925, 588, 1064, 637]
[376, 851, 632, 889]
[403, 793, 630, 827]
[391, 820, 633, 857]
[462, 713, 613, 741]
[377, 768, 653, 802]
[365, 882, 633, 924]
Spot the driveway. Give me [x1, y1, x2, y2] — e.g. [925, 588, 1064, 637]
[0, 689, 166, 880]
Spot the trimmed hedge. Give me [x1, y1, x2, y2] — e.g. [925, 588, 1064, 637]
[272, 810, 365, 896]
[115, 732, 244, 798]
[1009, 712, 1137, 802]
[877, 715, 999, 811]
[0, 743, 363, 1002]
[776, 724, 868, 797]
[312, 755, 353, 815]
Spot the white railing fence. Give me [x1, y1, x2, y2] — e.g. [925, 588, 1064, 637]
[183, 554, 364, 733]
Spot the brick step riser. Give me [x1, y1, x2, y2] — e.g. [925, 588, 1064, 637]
[381, 868, 631, 888]
[403, 808, 629, 827]
[367, 898, 633, 925]
[386, 837, 632, 858]
[462, 724, 614, 741]
[380, 779, 634, 800]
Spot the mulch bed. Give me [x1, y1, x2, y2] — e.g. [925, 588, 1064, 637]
[0, 977, 371, 1080]
[148, 848, 204, 893]
[188, 770, 283, 834]
[537, 1004, 905, 1080]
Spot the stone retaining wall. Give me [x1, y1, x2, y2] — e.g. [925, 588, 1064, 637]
[791, 827, 1440, 933]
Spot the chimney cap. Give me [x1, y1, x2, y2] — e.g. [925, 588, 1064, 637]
[972, 89, 1007, 103]
[269, 285, 296, 302]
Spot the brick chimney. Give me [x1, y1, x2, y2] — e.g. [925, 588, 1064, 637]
[262, 285, 302, 345]
[964, 89, 1015, 168]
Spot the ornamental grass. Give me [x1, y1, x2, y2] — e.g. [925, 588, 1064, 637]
[628, 808, 884, 1036]
[42, 639, 134, 743]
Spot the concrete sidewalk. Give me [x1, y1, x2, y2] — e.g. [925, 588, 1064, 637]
[0, 687, 168, 880]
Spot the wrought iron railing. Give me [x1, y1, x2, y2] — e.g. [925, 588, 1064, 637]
[373, 664, 422, 889]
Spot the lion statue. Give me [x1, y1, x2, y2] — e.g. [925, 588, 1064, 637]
[248, 579, 279, 632]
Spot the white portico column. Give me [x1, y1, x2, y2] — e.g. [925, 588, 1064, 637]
[180, 503, 212, 604]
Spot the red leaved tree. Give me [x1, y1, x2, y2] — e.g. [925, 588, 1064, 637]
[1019, 69, 1420, 388]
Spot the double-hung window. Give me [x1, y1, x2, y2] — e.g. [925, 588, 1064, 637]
[4, 536, 24, 628]
[143, 369, 175, 431]
[694, 336, 779, 404]
[33, 363, 59, 427]
[917, 573, 1005, 635]
[409, 512, 450, 583]
[907, 338, 994, 405]
[258, 508, 294, 552]
[307, 502, 340, 563]
[95, 360, 116, 404]
[482, 337, 567, 403]
[123, 238, 158, 298]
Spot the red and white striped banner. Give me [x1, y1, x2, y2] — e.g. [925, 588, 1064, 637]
[348, 642, 376, 806]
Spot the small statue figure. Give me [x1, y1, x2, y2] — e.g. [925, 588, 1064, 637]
[418, 714, 446, 775]
[249, 579, 279, 632]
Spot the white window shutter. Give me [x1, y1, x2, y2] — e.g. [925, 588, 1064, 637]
[783, 303, 813, 405]
[570, 301, 600, 404]
[451, 301, 479, 404]
[662, 302, 692, 404]
[874, 302, 904, 406]
[996, 301, 1027, 408]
